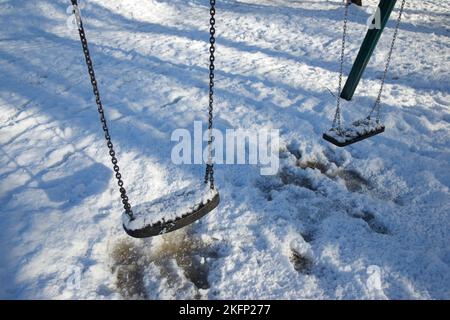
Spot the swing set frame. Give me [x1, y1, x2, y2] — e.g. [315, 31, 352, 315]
[341, 0, 399, 101]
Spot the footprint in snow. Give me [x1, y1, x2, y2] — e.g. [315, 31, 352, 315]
[257, 146, 372, 199]
[110, 240, 147, 299]
[290, 248, 314, 275]
[110, 230, 222, 299]
[351, 211, 390, 235]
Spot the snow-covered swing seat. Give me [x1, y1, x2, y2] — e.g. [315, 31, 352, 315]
[123, 182, 220, 238]
[323, 118, 385, 147]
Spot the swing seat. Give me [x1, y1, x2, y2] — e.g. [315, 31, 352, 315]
[122, 182, 219, 238]
[323, 118, 385, 147]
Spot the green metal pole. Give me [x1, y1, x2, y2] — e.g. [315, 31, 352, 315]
[340, 0, 397, 101]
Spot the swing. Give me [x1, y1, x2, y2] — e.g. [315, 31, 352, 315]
[323, 0, 406, 147]
[71, 0, 220, 238]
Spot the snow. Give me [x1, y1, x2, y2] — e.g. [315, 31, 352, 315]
[0, 0, 449, 299]
[123, 181, 218, 231]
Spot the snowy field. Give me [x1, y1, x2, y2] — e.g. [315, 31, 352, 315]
[0, 0, 449, 299]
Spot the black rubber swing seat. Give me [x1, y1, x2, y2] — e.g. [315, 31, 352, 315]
[122, 182, 219, 238]
[323, 118, 385, 147]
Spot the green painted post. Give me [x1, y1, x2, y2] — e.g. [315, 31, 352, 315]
[340, 0, 397, 101]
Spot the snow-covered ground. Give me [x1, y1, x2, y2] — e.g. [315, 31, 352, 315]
[0, 0, 449, 299]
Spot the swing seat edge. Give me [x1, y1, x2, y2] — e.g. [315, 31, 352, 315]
[323, 120, 385, 147]
[122, 184, 220, 238]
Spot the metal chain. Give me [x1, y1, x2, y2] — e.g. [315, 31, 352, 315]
[368, 0, 406, 121]
[332, 1, 350, 131]
[204, 0, 216, 189]
[71, 0, 134, 219]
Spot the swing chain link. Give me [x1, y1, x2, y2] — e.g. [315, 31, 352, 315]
[71, 0, 134, 219]
[205, 0, 216, 189]
[332, 1, 350, 132]
[369, 0, 406, 121]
